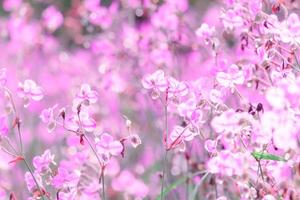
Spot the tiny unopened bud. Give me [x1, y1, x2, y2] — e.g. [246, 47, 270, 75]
[129, 134, 141, 148]
[256, 103, 264, 113]
[59, 107, 66, 120]
[77, 103, 82, 115]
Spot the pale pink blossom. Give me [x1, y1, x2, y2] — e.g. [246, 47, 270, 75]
[17, 80, 43, 107]
[95, 133, 123, 164]
[33, 149, 56, 173]
[216, 64, 244, 88]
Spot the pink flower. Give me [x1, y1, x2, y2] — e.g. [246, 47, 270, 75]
[66, 111, 96, 133]
[168, 125, 198, 150]
[167, 77, 189, 98]
[42, 6, 63, 32]
[52, 167, 79, 189]
[216, 64, 244, 88]
[111, 170, 149, 197]
[40, 104, 58, 133]
[3, 0, 22, 11]
[204, 139, 217, 153]
[95, 133, 123, 163]
[17, 80, 43, 107]
[74, 84, 98, 107]
[142, 70, 168, 98]
[195, 23, 215, 43]
[33, 149, 56, 173]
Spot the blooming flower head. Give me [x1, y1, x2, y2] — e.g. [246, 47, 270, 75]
[73, 84, 98, 107]
[66, 111, 96, 133]
[95, 133, 123, 164]
[17, 80, 43, 107]
[142, 70, 168, 99]
[167, 77, 189, 99]
[33, 149, 56, 173]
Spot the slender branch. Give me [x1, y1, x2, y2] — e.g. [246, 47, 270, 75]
[160, 103, 168, 200]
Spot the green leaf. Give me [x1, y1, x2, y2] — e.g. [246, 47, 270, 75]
[156, 171, 207, 200]
[156, 176, 187, 200]
[251, 151, 286, 162]
[189, 172, 210, 200]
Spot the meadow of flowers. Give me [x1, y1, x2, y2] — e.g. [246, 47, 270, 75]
[0, 0, 300, 199]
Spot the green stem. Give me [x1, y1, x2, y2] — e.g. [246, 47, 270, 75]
[160, 104, 168, 200]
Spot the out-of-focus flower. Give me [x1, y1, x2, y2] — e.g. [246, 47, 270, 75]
[111, 170, 149, 198]
[33, 149, 56, 173]
[42, 6, 63, 32]
[216, 64, 244, 89]
[40, 104, 58, 133]
[196, 23, 215, 43]
[3, 0, 22, 11]
[17, 80, 43, 107]
[265, 87, 286, 109]
[0, 68, 7, 86]
[0, 116, 8, 137]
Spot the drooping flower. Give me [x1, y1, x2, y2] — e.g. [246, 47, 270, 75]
[17, 80, 43, 107]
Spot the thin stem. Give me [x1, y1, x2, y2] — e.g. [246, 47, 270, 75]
[101, 167, 106, 200]
[258, 160, 265, 182]
[23, 159, 45, 200]
[82, 134, 103, 199]
[16, 124, 23, 155]
[77, 109, 104, 199]
[160, 104, 168, 200]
